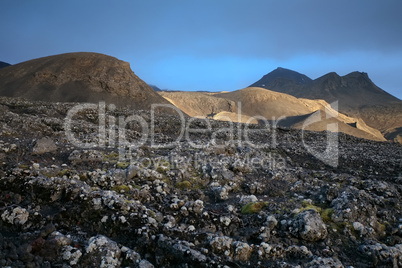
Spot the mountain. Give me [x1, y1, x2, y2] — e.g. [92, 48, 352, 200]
[159, 91, 237, 119]
[250, 68, 402, 142]
[0, 52, 171, 110]
[300, 71, 400, 113]
[149, 84, 162, 91]
[160, 88, 386, 141]
[250, 67, 312, 96]
[0, 61, 11, 69]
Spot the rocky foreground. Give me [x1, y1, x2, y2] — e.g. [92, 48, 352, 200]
[0, 97, 401, 267]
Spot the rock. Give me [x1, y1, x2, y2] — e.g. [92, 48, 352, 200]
[330, 187, 377, 226]
[304, 257, 344, 268]
[239, 194, 258, 205]
[62, 246, 82, 266]
[85, 235, 121, 267]
[352, 222, 366, 236]
[138, 259, 155, 268]
[192, 200, 204, 214]
[359, 243, 402, 267]
[210, 236, 233, 255]
[291, 210, 328, 242]
[32, 137, 57, 154]
[1, 206, 29, 225]
[212, 186, 229, 201]
[220, 216, 231, 227]
[266, 215, 278, 230]
[121, 246, 141, 263]
[232, 241, 253, 262]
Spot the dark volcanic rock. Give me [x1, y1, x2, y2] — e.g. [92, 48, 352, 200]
[0, 96, 400, 267]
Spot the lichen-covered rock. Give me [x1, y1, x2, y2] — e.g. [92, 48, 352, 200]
[290, 210, 328, 241]
[330, 187, 377, 225]
[232, 241, 253, 262]
[359, 243, 402, 267]
[304, 257, 344, 268]
[1, 206, 29, 225]
[239, 194, 258, 204]
[0, 96, 400, 267]
[210, 236, 233, 255]
[211, 185, 229, 201]
[85, 235, 122, 267]
[32, 137, 57, 154]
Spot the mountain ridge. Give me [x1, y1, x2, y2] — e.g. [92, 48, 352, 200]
[0, 52, 171, 110]
[250, 67, 402, 142]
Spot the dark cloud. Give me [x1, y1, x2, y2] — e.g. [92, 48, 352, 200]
[0, 0, 401, 98]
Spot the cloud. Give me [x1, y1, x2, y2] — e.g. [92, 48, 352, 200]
[0, 0, 401, 98]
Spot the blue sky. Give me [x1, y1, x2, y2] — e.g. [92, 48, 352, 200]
[1, 0, 401, 99]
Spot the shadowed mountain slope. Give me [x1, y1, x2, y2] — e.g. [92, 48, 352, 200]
[0, 52, 171, 110]
[0, 61, 11, 69]
[250, 67, 312, 96]
[250, 68, 402, 142]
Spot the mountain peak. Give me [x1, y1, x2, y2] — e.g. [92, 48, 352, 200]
[250, 67, 312, 92]
[344, 71, 370, 80]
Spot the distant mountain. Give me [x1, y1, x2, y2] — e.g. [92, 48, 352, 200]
[149, 84, 162, 91]
[0, 52, 171, 110]
[250, 67, 312, 96]
[300, 71, 400, 113]
[0, 61, 11, 69]
[250, 68, 402, 142]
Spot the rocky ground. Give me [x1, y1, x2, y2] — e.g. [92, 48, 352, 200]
[0, 96, 401, 267]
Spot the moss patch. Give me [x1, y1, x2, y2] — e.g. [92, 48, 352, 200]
[112, 185, 131, 193]
[241, 202, 268, 214]
[116, 162, 130, 169]
[176, 181, 192, 190]
[321, 208, 334, 223]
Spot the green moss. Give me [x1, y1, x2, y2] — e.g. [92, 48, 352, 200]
[116, 162, 130, 169]
[101, 152, 120, 164]
[155, 160, 170, 174]
[112, 185, 131, 193]
[376, 221, 386, 233]
[321, 208, 334, 223]
[132, 184, 141, 190]
[18, 164, 29, 169]
[330, 221, 348, 233]
[241, 201, 268, 214]
[79, 173, 88, 181]
[300, 204, 322, 213]
[176, 181, 192, 190]
[58, 169, 69, 177]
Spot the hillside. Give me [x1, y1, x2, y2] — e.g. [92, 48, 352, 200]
[0, 52, 171, 110]
[160, 88, 386, 141]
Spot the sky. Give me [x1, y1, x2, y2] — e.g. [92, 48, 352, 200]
[1, 0, 401, 99]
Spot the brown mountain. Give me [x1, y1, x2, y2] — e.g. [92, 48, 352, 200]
[0, 52, 171, 110]
[160, 88, 386, 141]
[251, 68, 402, 142]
